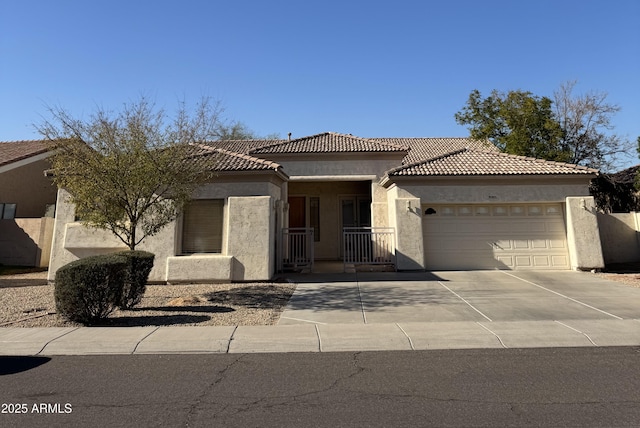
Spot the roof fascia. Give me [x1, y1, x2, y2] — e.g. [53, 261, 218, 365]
[382, 173, 596, 188]
[0, 151, 52, 174]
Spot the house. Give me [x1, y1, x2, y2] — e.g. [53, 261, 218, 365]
[47, 132, 604, 282]
[0, 140, 57, 266]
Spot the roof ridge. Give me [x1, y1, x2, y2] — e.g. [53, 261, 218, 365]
[250, 131, 409, 154]
[0, 139, 48, 144]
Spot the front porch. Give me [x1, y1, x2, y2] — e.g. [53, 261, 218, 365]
[279, 226, 396, 273]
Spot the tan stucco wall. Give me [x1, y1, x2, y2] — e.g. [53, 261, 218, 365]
[267, 155, 402, 179]
[565, 196, 605, 270]
[0, 217, 54, 267]
[391, 197, 424, 270]
[389, 177, 592, 203]
[226, 196, 275, 280]
[0, 158, 56, 218]
[596, 212, 640, 264]
[49, 178, 284, 282]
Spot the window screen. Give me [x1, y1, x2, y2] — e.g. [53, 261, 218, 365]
[182, 199, 224, 254]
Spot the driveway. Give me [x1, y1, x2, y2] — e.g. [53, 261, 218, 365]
[278, 270, 640, 325]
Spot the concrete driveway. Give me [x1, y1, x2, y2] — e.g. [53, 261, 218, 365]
[278, 270, 640, 325]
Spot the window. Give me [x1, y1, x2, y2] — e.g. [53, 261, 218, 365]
[0, 203, 16, 219]
[310, 197, 320, 241]
[181, 199, 224, 254]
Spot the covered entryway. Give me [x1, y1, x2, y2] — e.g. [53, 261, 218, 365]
[422, 203, 570, 270]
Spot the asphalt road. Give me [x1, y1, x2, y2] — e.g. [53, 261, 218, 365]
[1, 348, 640, 427]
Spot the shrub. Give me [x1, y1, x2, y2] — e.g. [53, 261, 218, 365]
[54, 254, 128, 324]
[114, 250, 155, 309]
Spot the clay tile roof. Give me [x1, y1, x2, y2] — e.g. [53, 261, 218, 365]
[386, 148, 599, 177]
[249, 132, 409, 155]
[188, 144, 285, 173]
[0, 140, 50, 167]
[204, 139, 286, 155]
[372, 137, 497, 164]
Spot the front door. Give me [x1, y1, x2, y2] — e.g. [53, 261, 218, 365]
[288, 196, 306, 228]
[341, 196, 371, 228]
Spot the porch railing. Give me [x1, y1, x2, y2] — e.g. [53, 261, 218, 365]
[343, 227, 396, 270]
[279, 227, 314, 272]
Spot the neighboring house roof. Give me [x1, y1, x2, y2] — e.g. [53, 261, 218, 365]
[249, 132, 409, 155]
[609, 165, 639, 184]
[0, 140, 50, 167]
[386, 148, 598, 177]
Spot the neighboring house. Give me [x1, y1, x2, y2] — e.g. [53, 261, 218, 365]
[47, 132, 604, 282]
[0, 140, 57, 267]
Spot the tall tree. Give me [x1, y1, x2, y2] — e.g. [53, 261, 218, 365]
[454, 89, 566, 161]
[554, 81, 627, 170]
[455, 83, 629, 170]
[38, 96, 225, 250]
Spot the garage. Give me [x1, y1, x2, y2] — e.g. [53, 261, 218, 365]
[422, 203, 570, 270]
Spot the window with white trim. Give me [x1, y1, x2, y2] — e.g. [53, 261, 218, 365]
[181, 199, 224, 254]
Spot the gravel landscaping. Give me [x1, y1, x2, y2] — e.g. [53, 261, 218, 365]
[0, 272, 296, 327]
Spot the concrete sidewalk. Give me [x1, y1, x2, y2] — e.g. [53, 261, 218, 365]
[1, 319, 640, 355]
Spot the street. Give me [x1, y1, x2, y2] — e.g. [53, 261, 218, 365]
[1, 347, 639, 427]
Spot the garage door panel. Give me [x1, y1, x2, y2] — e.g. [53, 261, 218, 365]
[531, 239, 547, 249]
[423, 204, 569, 270]
[549, 239, 566, 249]
[547, 222, 566, 233]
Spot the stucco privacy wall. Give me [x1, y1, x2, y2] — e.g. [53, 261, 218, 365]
[0, 217, 54, 267]
[596, 212, 640, 264]
[565, 196, 605, 270]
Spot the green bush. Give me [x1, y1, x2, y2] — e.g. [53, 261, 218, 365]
[54, 254, 128, 324]
[114, 250, 155, 309]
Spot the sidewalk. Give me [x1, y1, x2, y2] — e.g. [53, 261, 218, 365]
[2, 318, 640, 355]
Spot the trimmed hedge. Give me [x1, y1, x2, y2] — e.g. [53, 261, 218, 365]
[54, 251, 155, 324]
[116, 250, 155, 310]
[54, 254, 128, 324]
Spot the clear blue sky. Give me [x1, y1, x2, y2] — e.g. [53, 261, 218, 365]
[1, 0, 638, 167]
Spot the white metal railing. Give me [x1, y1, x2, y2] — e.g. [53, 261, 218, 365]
[279, 227, 314, 272]
[343, 227, 396, 270]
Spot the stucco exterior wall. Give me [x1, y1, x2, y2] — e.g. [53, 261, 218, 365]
[391, 197, 424, 270]
[389, 177, 591, 204]
[226, 196, 275, 280]
[0, 158, 57, 218]
[270, 156, 402, 179]
[565, 196, 605, 270]
[49, 178, 284, 282]
[597, 212, 640, 264]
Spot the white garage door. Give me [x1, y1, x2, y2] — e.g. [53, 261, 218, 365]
[422, 204, 570, 270]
